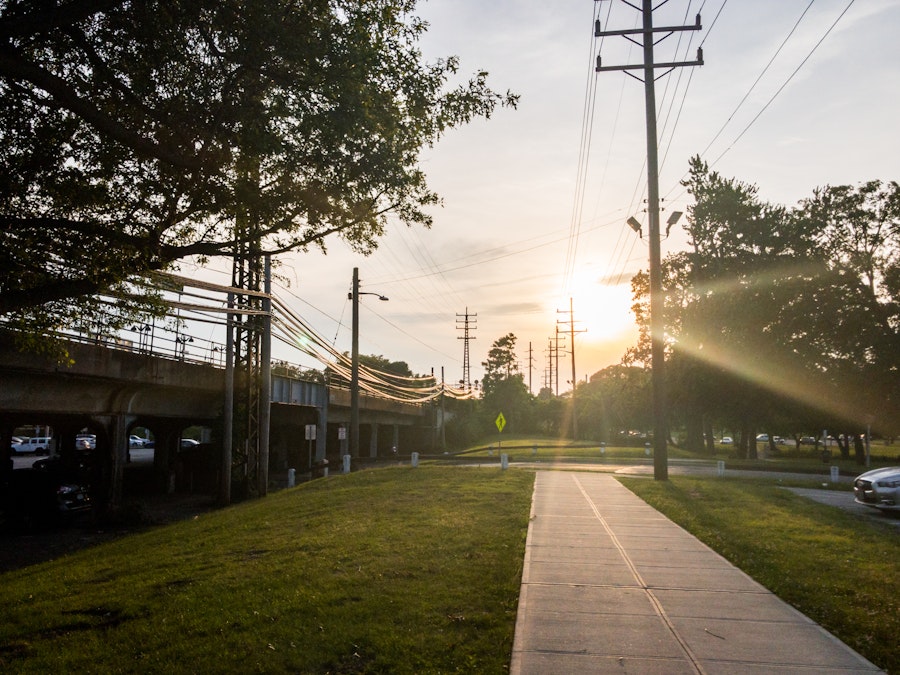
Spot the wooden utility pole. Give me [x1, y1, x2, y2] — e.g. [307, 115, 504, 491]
[595, 1, 702, 480]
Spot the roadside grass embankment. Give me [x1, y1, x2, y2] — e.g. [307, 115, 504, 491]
[4, 459, 897, 674]
[455, 435, 900, 479]
[621, 475, 900, 675]
[457, 436, 698, 462]
[0, 467, 534, 674]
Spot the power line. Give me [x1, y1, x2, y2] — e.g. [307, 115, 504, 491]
[663, 0, 856, 201]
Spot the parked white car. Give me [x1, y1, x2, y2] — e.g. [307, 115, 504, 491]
[11, 436, 53, 455]
[853, 467, 900, 512]
[129, 435, 146, 448]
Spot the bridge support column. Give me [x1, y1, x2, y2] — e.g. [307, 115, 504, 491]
[392, 424, 400, 454]
[1, 421, 12, 475]
[108, 414, 131, 509]
[315, 410, 327, 462]
[369, 423, 378, 458]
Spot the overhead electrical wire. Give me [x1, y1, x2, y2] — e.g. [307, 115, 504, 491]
[140, 271, 474, 402]
[709, 0, 854, 166]
[560, 0, 608, 298]
[662, 0, 856, 203]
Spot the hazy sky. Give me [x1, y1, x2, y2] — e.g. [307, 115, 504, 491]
[192, 0, 900, 391]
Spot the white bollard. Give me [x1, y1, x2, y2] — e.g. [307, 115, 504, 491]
[411, 451, 419, 468]
[501, 453, 509, 470]
[342, 454, 351, 474]
[287, 468, 296, 487]
[600, 443, 606, 456]
[717, 460, 725, 478]
[830, 465, 840, 484]
[488, 445, 493, 456]
[532, 445, 537, 456]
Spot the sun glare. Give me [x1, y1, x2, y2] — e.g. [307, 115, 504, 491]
[567, 279, 636, 343]
[547, 274, 638, 377]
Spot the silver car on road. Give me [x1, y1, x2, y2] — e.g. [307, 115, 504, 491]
[853, 467, 900, 512]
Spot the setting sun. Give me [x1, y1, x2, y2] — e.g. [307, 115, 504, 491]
[574, 282, 636, 342]
[551, 273, 640, 378]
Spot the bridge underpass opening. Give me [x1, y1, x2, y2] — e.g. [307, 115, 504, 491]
[123, 419, 218, 499]
[2, 415, 107, 529]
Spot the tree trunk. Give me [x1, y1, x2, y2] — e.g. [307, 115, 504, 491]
[853, 434, 866, 465]
[685, 415, 704, 453]
[837, 434, 851, 460]
[742, 419, 757, 460]
[704, 417, 716, 455]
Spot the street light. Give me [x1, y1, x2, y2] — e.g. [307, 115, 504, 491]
[176, 334, 193, 360]
[627, 216, 643, 238]
[665, 210, 683, 237]
[350, 267, 388, 458]
[625, 208, 681, 481]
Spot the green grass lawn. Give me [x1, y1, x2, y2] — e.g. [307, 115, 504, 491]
[3, 464, 897, 674]
[620, 475, 900, 674]
[0, 467, 534, 674]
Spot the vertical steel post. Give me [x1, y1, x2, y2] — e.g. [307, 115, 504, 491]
[221, 292, 234, 505]
[258, 256, 272, 495]
[350, 267, 360, 458]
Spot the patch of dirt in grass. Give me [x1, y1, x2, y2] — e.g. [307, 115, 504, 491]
[38, 606, 135, 639]
[0, 494, 216, 574]
[0, 641, 31, 661]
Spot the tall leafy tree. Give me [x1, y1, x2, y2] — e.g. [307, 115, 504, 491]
[0, 0, 517, 341]
[480, 332, 519, 396]
[577, 365, 651, 443]
[796, 180, 900, 451]
[480, 333, 531, 434]
[630, 157, 900, 456]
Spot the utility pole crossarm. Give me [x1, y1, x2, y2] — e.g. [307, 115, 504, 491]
[595, 5, 703, 75]
[596, 51, 703, 73]
[595, 13, 701, 38]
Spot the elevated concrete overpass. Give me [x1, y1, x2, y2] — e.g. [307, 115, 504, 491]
[0, 333, 430, 510]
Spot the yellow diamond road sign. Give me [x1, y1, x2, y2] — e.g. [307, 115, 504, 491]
[495, 412, 506, 433]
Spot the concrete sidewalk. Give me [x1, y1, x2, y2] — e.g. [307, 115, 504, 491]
[510, 471, 884, 674]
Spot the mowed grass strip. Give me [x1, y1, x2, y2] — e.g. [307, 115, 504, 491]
[619, 476, 900, 674]
[0, 467, 534, 674]
[462, 441, 680, 461]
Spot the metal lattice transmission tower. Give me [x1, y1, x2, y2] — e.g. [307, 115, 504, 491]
[456, 308, 477, 390]
[229, 246, 263, 498]
[219, 21, 274, 504]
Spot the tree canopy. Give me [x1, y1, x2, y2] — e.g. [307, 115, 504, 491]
[629, 157, 900, 454]
[0, 0, 517, 337]
[477, 333, 531, 434]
